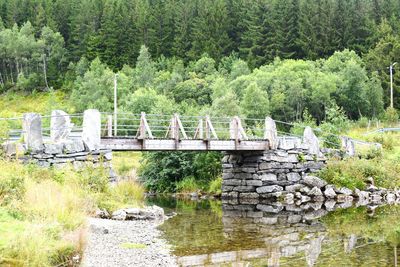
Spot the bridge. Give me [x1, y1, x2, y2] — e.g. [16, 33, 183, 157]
[1, 109, 382, 200]
[1, 108, 370, 153]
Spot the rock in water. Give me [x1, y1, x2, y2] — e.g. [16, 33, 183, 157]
[82, 109, 101, 151]
[324, 186, 337, 199]
[264, 117, 278, 149]
[302, 176, 327, 188]
[23, 113, 43, 152]
[302, 126, 320, 155]
[51, 110, 72, 142]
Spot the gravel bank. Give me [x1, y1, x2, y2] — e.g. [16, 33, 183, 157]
[81, 217, 177, 267]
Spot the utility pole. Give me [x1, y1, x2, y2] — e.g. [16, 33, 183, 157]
[114, 74, 118, 136]
[390, 62, 397, 108]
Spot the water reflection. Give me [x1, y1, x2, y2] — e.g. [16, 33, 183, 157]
[148, 197, 400, 267]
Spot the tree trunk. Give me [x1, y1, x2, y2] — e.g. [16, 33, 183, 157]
[42, 54, 49, 90]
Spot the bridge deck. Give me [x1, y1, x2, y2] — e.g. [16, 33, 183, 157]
[101, 138, 270, 151]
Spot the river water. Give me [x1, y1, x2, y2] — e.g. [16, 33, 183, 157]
[147, 197, 400, 267]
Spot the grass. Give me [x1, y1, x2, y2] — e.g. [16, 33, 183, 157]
[0, 91, 72, 118]
[120, 243, 147, 249]
[319, 125, 400, 190]
[112, 152, 142, 177]
[0, 160, 145, 266]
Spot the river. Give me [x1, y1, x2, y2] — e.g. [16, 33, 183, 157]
[147, 196, 400, 267]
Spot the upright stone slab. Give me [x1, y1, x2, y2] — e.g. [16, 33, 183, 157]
[346, 139, 355, 157]
[23, 113, 43, 151]
[303, 126, 320, 155]
[82, 109, 101, 151]
[50, 110, 72, 142]
[264, 117, 278, 149]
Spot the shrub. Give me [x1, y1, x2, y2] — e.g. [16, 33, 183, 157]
[208, 177, 222, 195]
[176, 176, 200, 193]
[384, 107, 399, 124]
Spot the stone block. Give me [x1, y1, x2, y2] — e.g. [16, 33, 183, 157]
[222, 172, 234, 179]
[256, 185, 283, 194]
[233, 186, 255, 192]
[63, 139, 85, 153]
[336, 187, 352, 196]
[23, 113, 43, 151]
[50, 110, 72, 142]
[234, 173, 253, 179]
[277, 173, 287, 181]
[239, 193, 260, 199]
[82, 109, 101, 151]
[223, 180, 242, 186]
[302, 126, 320, 155]
[245, 180, 262, 186]
[259, 162, 282, 170]
[264, 117, 278, 149]
[324, 186, 337, 199]
[287, 172, 301, 182]
[302, 176, 327, 188]
[308, 187, 323, 196]
[44, 143, 64, 155]
[260, 173, 277, 181]
[256, 204, 283, 213]
[286, 184, 305, 192]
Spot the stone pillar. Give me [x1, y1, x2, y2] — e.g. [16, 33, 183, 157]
[264, 117, 278, 149]
[303, 126, 320, 155]
[23, 113, 43, 152]
[82, 109, 101, 151]
[50, 110, 72, 142]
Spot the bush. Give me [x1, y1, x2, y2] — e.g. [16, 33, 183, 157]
[208, 177, 222, 195]
[176, 176, 200, 193]
[384, 107, 399, 124]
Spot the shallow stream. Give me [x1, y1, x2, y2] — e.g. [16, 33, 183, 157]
[147, 196, 400, 267]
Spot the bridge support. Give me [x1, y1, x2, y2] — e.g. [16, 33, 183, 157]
[222, 149, 326, 199]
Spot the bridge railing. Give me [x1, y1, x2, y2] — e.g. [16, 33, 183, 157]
[0, 110, 382, 154]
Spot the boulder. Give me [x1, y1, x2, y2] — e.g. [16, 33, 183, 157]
[308, 187, 323, 196]
[111, 209, 127, 220]
[337, 187, 352, 196]
[302, 176, 327, 188]
[324, 186, 337, 199]
[50, 110, 73, 142]
[22, 113, 43, 151]
[82, 109, 101, 151]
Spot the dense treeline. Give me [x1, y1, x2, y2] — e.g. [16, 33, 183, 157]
[0, 0, 400, 108]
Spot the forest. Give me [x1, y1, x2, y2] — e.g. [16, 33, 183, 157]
[1, 0, 400, 191]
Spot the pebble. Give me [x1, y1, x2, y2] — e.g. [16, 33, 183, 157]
[81, 218, 177, 267]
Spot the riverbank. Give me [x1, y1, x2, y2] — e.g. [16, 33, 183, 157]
[82, 217, 177, 267]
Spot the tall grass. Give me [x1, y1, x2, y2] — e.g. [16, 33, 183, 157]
[0, 160, 145, 266]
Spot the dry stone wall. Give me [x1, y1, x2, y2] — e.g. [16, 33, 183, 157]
[221, 148, 326, 199]
[2, 109, 116, 180]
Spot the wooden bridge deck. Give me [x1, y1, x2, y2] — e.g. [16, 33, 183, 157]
[101, 137, 270, 151]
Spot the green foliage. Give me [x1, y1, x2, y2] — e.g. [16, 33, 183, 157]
[176, 176, 200, 193]
[241, 82, 269, 120]
[208, 177, 222, 195]
[0, 160, 145, 265]
[384, 107, 399, 124]
[139, 152, 222, 193]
